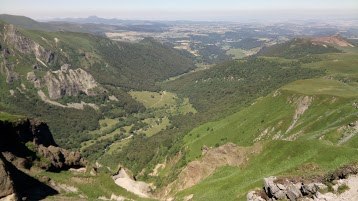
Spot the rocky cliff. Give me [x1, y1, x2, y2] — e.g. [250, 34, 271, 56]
[27, 64, 99, 99]
[3, 24, 53, 66]
[248, 164, 358, 201]
[0, 118, 87, 199]
[42, 66, 98, 99]
[1, 23, 100, 100]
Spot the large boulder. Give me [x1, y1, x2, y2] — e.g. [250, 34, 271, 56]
[301, 183, 327, 195]
[37, 145, 86, 171]
[286, 183, 302, 201]
[264, 176, 280, 196]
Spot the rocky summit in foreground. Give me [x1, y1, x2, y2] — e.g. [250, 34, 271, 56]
[0, 118, 87, 200]
[248, 164, 358, 201]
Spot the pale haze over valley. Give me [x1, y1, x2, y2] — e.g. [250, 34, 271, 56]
[1, 0, 357, 21]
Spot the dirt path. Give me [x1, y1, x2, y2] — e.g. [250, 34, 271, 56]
[37, 90, 98, 110]
[151, 91, 166, 107]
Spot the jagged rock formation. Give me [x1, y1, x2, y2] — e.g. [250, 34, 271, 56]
[247, 165, 358, 201]
[2, 24, 100, 100]
[3, 24, 53, 65]
[37, 145, 86, 170]
[0, 118, 87, 199]
[0, 118, 86, 171]
[0, 61, 18, 83]
[42, 65, 98, 100]
[247, 176, 329, 201]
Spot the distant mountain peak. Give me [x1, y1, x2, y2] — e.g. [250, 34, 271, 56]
[88, 15, 100, 19]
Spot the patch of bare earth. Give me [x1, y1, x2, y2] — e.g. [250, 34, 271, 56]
[285, 96, 312, 138]
[161, 143, 262, 197]
[149, 163, 166, 177]
[112, 168, 152, 198]
[309, 35, 354, 47]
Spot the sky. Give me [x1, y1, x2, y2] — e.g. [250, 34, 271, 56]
[0, 0, 357, 21]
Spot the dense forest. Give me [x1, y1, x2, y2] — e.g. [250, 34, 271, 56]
[256, 38, 341, 59]
[164, 58, 324, 118]
[95, 37, 196, 90]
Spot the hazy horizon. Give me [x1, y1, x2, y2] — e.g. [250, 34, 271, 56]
[1, 0, 357, 22]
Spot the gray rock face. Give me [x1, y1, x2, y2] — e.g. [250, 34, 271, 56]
[0, 61, 18, 83]
[44, 68, 98, 100]
[302, 183, 327, 195]
[27, 72, 41, 88]
[248, 176, 330, 201]
[3, 24, 52, 63]
[286, 184, 302, 201]
[264, 176, 280, 196]
[0, 119, 86, 172]
[274, 190, 287, 200]
[263, 176, 289, 199]
[302, 183, 317, 195]
[37, 145, 86, 171]
[0, 155, 15, 198]
[60, 64, 70, 72]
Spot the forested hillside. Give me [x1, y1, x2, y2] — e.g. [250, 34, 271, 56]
[256, 38, 341, 59]
[0, 21, 195, 148]
[164, 58, 324, 118]
[95, 37, 195, 90]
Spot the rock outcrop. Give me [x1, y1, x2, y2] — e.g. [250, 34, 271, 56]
[0, 60, 18, 83]
[248, 176, 329, 201]
[0, 119, 86, 171]
[43, 66, 98, 100]
[3, 24, 52, 64]
[0, 154, 16, 199]
[26, 71, 41, 88]
[0, 118, 87, 200]
[247, 168, 358, 201]
[37, 145, 86, 171]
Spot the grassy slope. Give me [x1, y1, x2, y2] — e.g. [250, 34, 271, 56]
[177, 141, 358, 201]
[174, 48, 358, 200]
[37, 171, 156, 201]
[0, 111, 24, 121]
[129, 91, 177, 108]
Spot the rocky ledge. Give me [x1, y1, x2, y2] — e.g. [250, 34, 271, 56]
[0, 118, 87, 200]
[248, 164, 358, 201]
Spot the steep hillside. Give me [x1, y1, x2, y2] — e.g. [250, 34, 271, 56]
[310, 34, 355, 47]
[0, 21, 195, 148]
[155, 45, 358, 200]
[96, 37, 195, 90]
[256, 38, 342, 59]
[164, 58, 324, 119]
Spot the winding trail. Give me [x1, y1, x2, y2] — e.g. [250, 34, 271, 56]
[150, 91, 166, 107]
